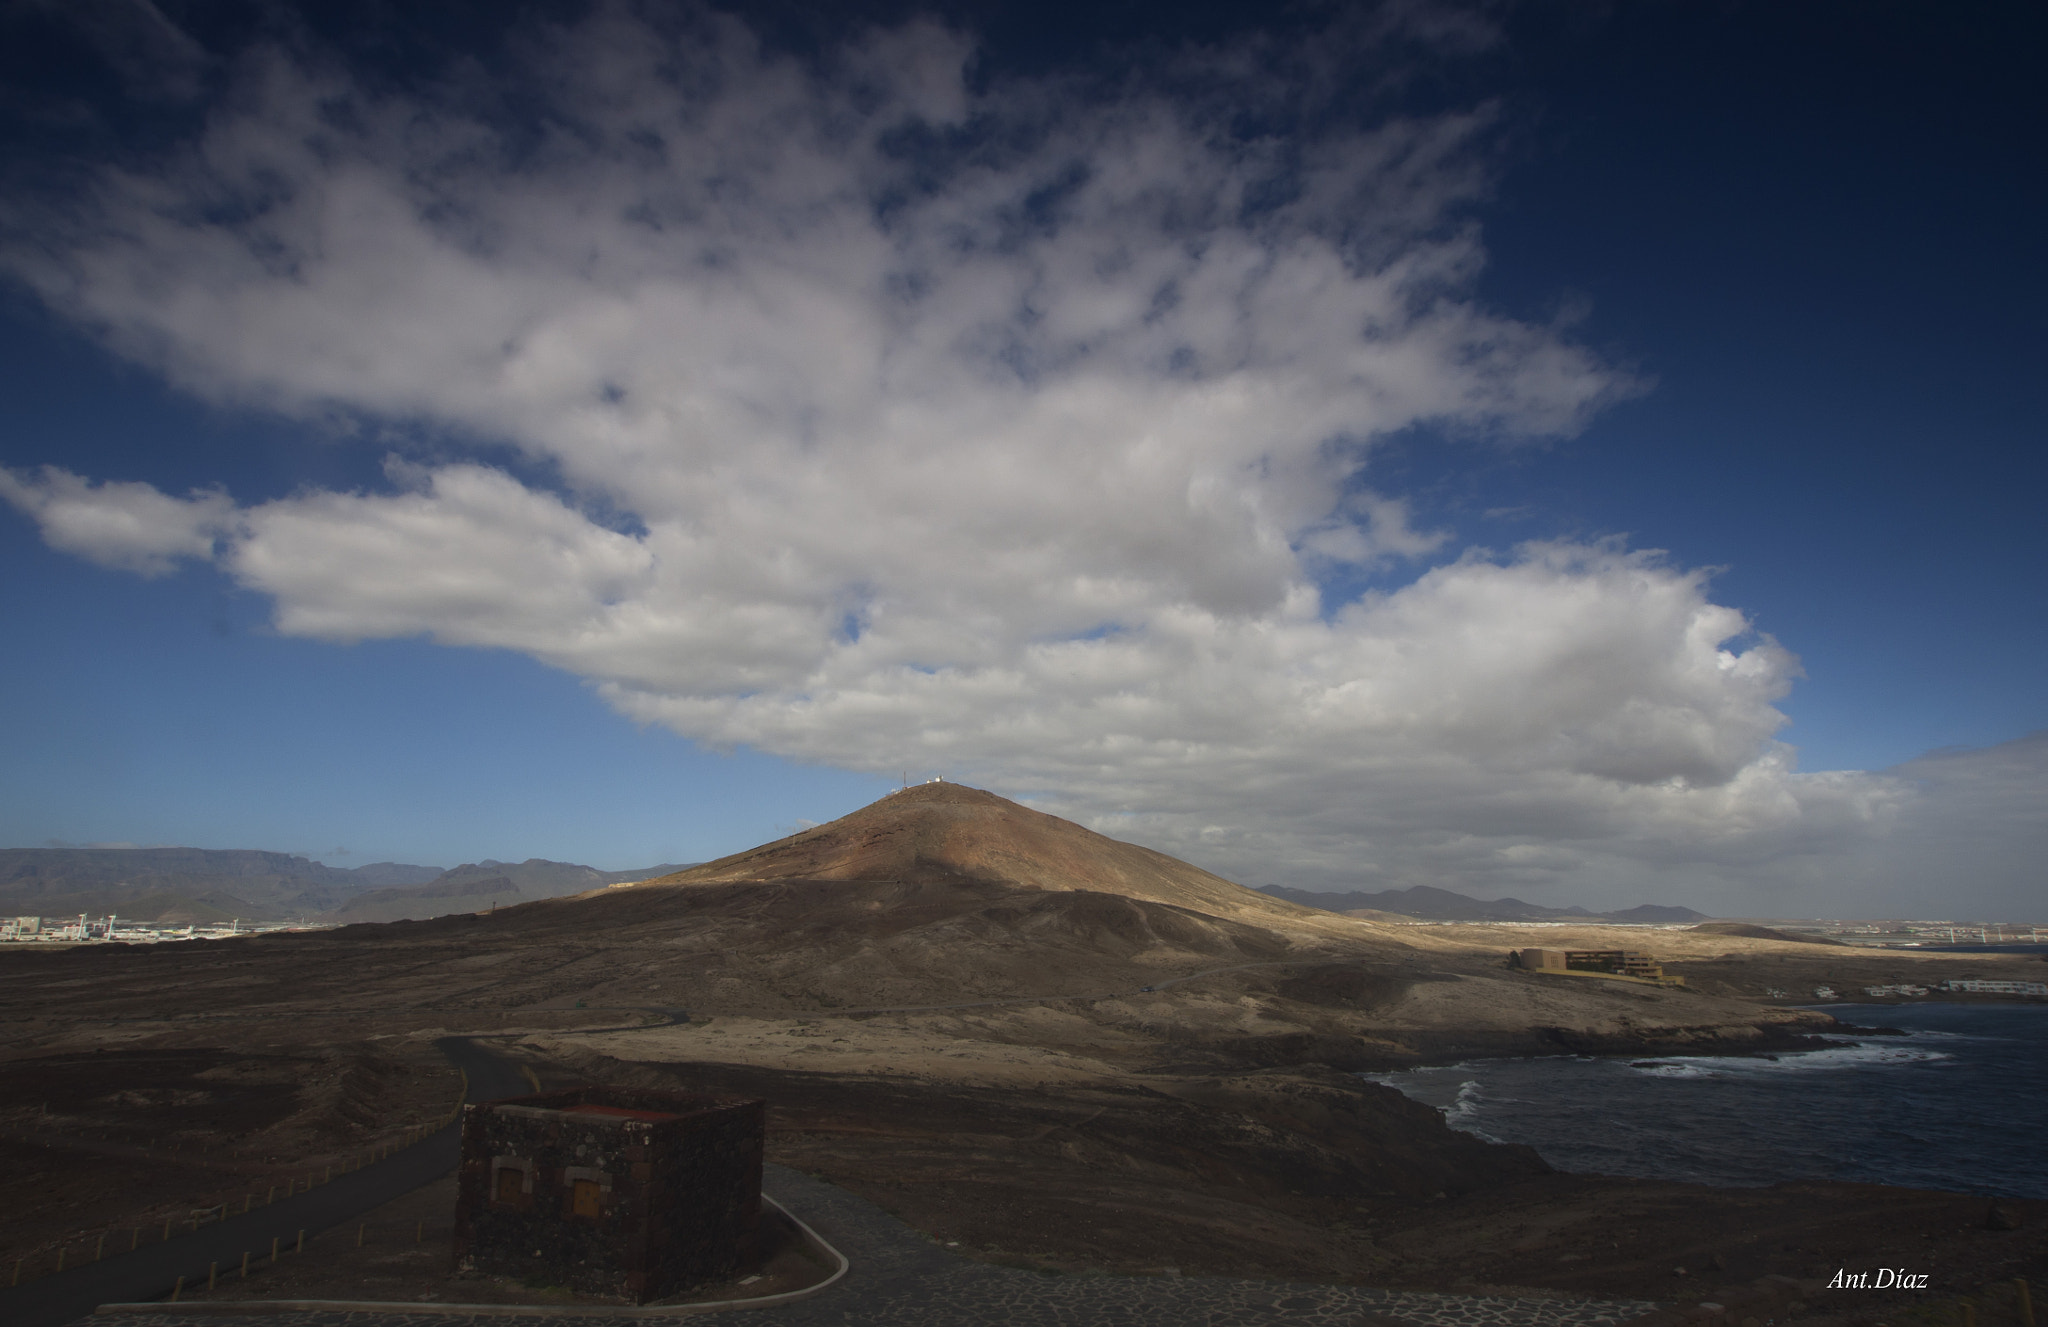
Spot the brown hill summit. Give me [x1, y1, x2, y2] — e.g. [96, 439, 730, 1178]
[407, 781, 1360, 1014]
[639, 781, 1318, 928]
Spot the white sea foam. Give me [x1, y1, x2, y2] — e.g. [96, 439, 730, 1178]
[1444, 1079, 1485, 1122]
[1438, 1079, 1512, 1142]
[1625, 1042, 1951, 1079]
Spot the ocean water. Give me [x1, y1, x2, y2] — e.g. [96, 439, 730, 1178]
[1363, 1003, 2048, 1200]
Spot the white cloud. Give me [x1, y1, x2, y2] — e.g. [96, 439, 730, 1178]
[232, 460, 656, 655]
[0, 464, 233, 576]
[5, 4, 2022, 912]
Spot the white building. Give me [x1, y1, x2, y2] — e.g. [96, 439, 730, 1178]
[1944, 979, 2048, 996]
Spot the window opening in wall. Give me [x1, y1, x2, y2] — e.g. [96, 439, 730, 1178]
[572, 1178, 602, 1218]
[496, 1167, 524, 1204]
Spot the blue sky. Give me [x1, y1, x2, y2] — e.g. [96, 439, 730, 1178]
[1, 0, 2040, 916]
[0, 306, 894, 869]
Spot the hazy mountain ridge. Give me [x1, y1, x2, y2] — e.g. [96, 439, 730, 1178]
[1258, 883, 1709, 924]
[0, 847, 443, 921]
[0, 847, 689, 925]
[0, 847, 439, 891]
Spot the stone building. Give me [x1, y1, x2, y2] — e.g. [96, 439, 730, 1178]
[453, 1085, 766, 1302]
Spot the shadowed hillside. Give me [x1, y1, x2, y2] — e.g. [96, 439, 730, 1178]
[1689, 920, 1845, 945]
[322, 858, 691, 924]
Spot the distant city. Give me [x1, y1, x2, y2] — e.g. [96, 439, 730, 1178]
[0, 913, 315, 943]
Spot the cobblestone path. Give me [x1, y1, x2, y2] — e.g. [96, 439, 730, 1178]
[88, 1163, 1659, 1327]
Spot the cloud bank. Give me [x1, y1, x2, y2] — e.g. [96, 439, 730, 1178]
[8, 3, 2020, 913]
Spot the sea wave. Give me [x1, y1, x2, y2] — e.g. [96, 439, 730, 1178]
[1625, 1042, 1952, 1078]
[1857, 1028, 2013, 1045]
[1443, 1079, 1485, 1122]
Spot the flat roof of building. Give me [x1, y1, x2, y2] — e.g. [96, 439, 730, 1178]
[562, 1104, 683, 1123]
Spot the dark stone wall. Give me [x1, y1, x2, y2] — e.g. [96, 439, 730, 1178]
[452, 1086, 765, 1302]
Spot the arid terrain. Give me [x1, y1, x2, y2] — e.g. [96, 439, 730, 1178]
[3, 784, 2042, 1319]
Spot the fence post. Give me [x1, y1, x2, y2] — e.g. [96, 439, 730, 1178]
[208, 1261, 218, 1291]
[95, 1233, 105, 1261]
[269, 1236, 279, 1265]
[171, 1275, 184, 1303]
[163, 1217, 172, 1241]
[241, 1251, 249, 1279]
[356, 1223, 365, 1247]
[55, 1248, 64, 1273]
[295, 1229, 304, 1255]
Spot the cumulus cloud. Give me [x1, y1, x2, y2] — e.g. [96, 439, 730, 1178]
[0, 3, 1971, 908]
[0, 464, 233, 576]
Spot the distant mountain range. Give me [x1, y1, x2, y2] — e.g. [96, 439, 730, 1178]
[4, 843, 1706, 929]
[0, 847, 442, 923]
[0, 847, 688, 925]
[1256, 883, 1710, 925]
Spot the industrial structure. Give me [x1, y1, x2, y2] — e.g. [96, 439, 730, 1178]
[1, 913, 298, 943]
[454, 1086, 767, 1303]
[1511, 947, 1686, 987]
